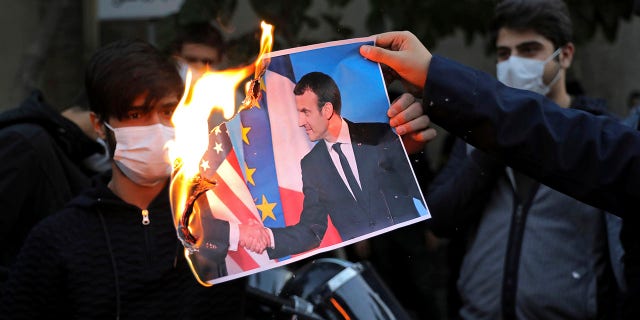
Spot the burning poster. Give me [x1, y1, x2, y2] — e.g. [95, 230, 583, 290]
[170, 30, 430, 285]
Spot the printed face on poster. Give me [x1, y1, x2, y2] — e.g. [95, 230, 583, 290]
[171, 37, 430, 285]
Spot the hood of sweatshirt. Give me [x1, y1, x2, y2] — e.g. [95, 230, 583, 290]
[0, 90, 103, 162]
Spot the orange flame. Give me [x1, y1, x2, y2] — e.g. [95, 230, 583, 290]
[254, 21, 273, 79]
[240, 21, 274, 112]
[169, 21, 274, 243]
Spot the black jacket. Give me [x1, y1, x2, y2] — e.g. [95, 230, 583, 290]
[0, 90, 102, 284]
[0, 173, 246, 319]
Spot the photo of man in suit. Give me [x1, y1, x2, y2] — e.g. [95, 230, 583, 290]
[258, 71, 426, 259]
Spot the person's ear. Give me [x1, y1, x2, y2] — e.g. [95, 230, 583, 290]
[90, 112, 106, 139]
[322, 102, 334, 119]
[559, 42, 575, 69]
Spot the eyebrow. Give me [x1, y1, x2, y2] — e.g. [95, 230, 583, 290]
[163, 100, 179, 106]
[126, 100, 177, 114]
[160, 100, 180, 108]
[515, 40, 544, 50]
[497, 40, 544, 51]
[297, 105, 313, 112]
[127, 104, 147, 111]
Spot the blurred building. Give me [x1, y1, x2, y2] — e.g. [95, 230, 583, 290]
[1, 0, 639, 116]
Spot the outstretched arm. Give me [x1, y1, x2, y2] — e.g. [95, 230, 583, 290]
[360, 30, 640, 219]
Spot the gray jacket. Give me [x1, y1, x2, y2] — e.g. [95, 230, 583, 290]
[457, 148, 624, 319]
[427, 95, 625, 319]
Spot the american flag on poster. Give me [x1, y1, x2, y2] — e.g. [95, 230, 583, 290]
[197, 122, 272, 275]
[239, 54, 342, 262]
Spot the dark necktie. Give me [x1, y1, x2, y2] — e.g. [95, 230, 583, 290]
[332, 142, 364, 203]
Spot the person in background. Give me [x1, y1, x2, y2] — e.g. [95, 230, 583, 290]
[0, 89, 108, 289]
[359, 27, 640, 319]
[166, 21, 235, 128]
[426, 1, 624, 318]
[167, 22, 226, 83]
[0, 39, 247, 319]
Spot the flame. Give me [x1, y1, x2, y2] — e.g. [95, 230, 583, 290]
[239, 21, 274, 112]
[254, 21, 273, 80]
[169, 21, 274, 245]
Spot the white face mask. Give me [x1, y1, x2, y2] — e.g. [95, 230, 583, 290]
[104, 122, 175, 187]
[176, 59, 190, 83]
[496, 48, 562, 95]
[175, 59, 205, 86]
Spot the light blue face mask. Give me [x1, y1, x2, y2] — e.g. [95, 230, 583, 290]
[496, 47, 562, 95]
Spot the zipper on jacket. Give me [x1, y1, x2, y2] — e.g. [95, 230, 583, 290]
[502, 204, 524, 320]
[141, 209, 150, 225]
[501, 179, 539, 320]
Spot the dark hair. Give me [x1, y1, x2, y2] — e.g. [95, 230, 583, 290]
[293, 72, 342, 115]
[489, 0, 573, 50]
[168, 22, 225, 57]
[85, 39, 184, 122]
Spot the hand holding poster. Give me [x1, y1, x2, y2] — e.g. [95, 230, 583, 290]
[170, 36, 430, 285]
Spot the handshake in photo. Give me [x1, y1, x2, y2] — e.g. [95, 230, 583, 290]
[238, 221, 272, 254]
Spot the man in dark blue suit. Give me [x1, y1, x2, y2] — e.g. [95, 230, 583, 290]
[264, 71, 425, 259]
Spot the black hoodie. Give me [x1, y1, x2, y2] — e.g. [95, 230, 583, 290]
[0, 90, 103, 284]
[0, 172, 246, 319]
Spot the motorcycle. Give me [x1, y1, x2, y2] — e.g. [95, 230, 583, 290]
[245, 257, 412, 319]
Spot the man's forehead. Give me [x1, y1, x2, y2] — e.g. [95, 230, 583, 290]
[295, 101, 313, 112]
[295, 91, 318, 110]
[130, 93, 179, 108]
[496, 28, 553, 48]
[130, 92, 148, 106]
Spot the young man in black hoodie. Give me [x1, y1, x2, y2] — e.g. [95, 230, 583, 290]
[0, 39, 247, 319]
